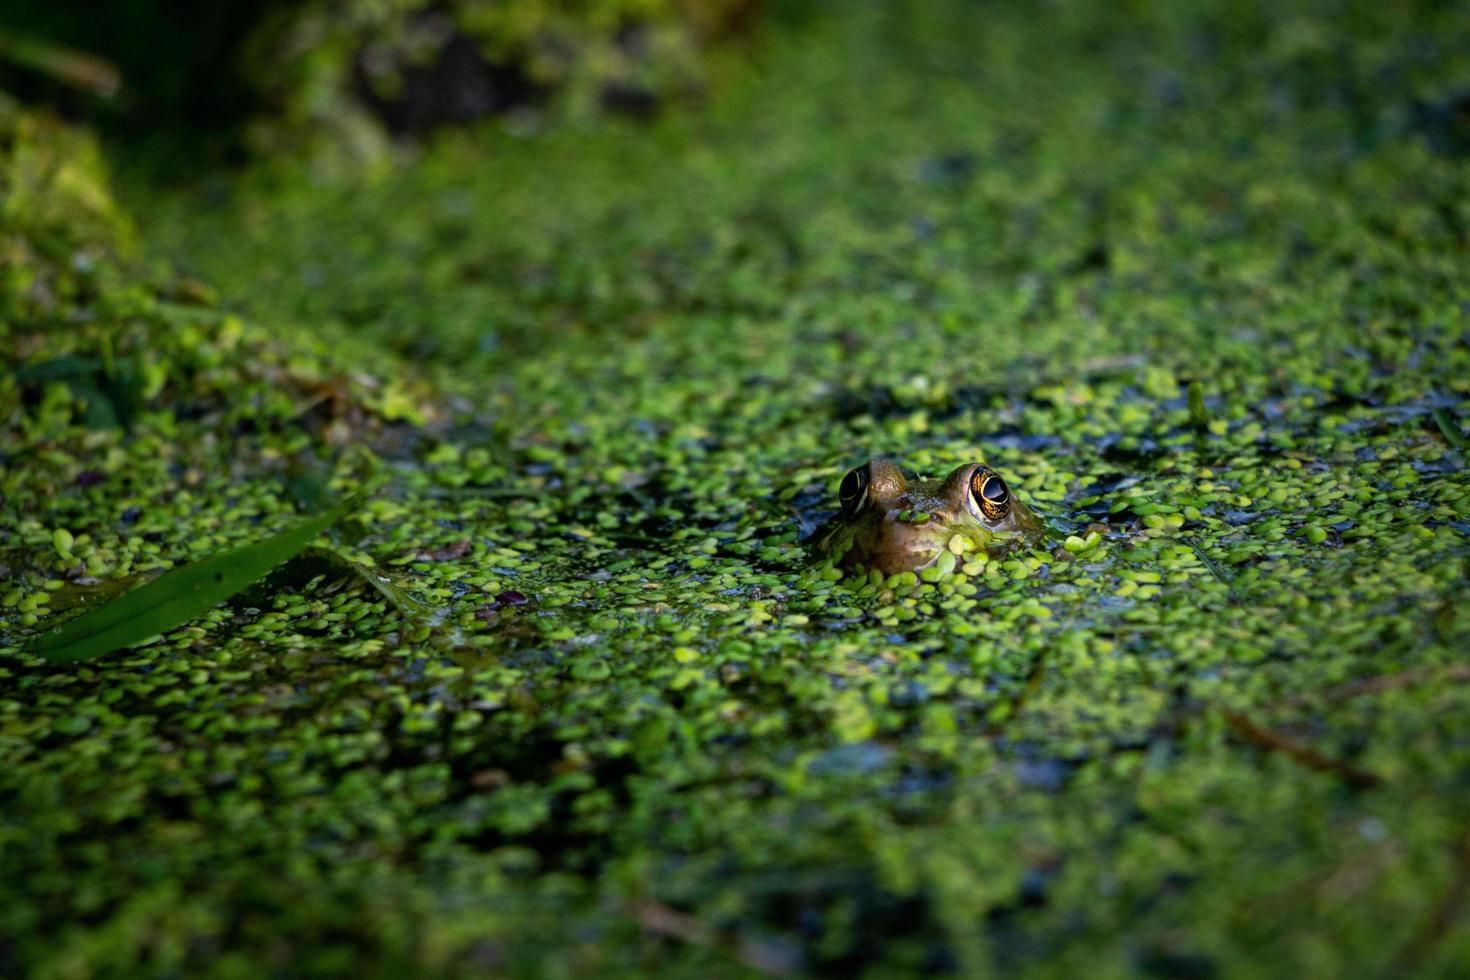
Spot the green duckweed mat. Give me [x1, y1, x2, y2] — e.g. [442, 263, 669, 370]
[5, 1, 1470, 975]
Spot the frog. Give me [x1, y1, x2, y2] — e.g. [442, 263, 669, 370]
[816, 459, 1046, 576]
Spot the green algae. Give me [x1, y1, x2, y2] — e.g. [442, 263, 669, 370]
[4, 0, 1470, 976]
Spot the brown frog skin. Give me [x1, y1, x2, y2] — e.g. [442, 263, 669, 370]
[817, 459, 1046, 576]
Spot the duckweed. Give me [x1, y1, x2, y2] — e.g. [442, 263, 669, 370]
[4, 0, 1470, 976]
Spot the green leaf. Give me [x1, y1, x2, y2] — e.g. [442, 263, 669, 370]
[13, 355, 104, 383]
[26, 503, 354, 663]
[1432, 407, 1468, 452]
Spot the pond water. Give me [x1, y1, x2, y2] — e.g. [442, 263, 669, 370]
[4, 1, 1470, 975]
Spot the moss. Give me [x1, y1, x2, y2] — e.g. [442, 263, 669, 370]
[0, 107, 135, 323]
[240, 0, 759, 166]
[4, 0, 1470, 976]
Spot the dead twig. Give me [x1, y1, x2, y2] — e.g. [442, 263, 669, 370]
[1231, 837, 1402, 922]
[633, 900, 801, 976]
[1217, 707, 1382, 790]
[1269, 664, 1470, 712]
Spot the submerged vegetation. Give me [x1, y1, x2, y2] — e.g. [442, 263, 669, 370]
[3, 0, 1470, 975]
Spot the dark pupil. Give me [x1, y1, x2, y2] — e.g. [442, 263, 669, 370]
[982, 477, 1007, 502]
[840, 470, 864, 504]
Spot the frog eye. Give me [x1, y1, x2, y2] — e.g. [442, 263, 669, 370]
[838, 464, 869, 518]
[968, 467, 1010, 522]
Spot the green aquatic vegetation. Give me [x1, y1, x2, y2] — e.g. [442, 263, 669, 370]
[3, 0, 1470, 976]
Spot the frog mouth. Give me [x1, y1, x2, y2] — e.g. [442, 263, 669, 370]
[903, 545, 943, 570]
[871, 534, 948, 574]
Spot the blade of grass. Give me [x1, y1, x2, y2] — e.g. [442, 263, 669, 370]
[0, 33, 121, 97]
[1432, 407, 1468, 452]
[1217, 706, 1382, 790]
[300, 544, 425, 620]
[26, 503, 353, 663]
[1185, 537, 1236, 604]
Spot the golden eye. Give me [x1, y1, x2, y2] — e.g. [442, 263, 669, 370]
[969, 467, 1010, 522]
[838, 464, 869, 518]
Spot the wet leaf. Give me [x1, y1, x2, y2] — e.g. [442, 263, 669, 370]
[26, 503, 354, 663]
